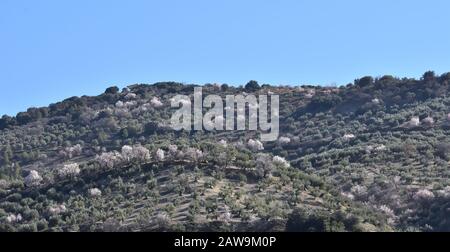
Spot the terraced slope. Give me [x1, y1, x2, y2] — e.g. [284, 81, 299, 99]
[1, 73, 450, 231]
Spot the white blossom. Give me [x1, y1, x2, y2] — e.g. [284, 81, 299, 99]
[95, 151, 122, 169]
[365, 145, 374, 154]
[343, 134, 356, 140]
[121, 145, 134, 162]
[272, 156, 290, 168]
[247, 139, 264, 152]
[127, 101, 138, 107]
[49, 204, 67, 215]
[60, 144, 83, 159]
[124, 93, 137, 100]
[168, 145, 185, 160]
[351, 185, 368, 197]
[341, 192, 355, 200]
[24, 170, 43, 187]
[114, 108, 131, 118]
[278, 137, 291, 145]
[123, 145, 150, 162]
[58, 163, 81, 178]
[150, 97, 164, 108]
[89, 188, 102, 197]
[408, 117, 420, 127]
[413, 189, 435, 201]
[437, 186, 450, 198]
[168, 144, 179, 155]
[135, 103, 152, 113]
[155, 149, 165, 162]
[6, 214, 22, 223]
[218, 139, 228, 148]
[97, 145, 150, 169]
[132, 145, 151, 162]
[366, 145, 386, 153]
[185, 148, 204, 162]
[422, 116, 435, 126]
[0, 179, 9, 189]
[375, 144, 387, 151]
[115, 101, 124, 108]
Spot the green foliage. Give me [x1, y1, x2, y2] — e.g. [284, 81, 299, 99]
[105, 86, 119, 94]
[245, 80, 260, 91]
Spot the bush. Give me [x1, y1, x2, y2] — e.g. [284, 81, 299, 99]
[355, 76, 374, 87]
[105, 86, 119, 94]
[245, 80, 260, 91]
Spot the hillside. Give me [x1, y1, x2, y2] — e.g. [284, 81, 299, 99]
[1, 71, 450, 232]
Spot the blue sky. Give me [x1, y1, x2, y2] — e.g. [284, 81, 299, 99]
[1, 0, 450, 116]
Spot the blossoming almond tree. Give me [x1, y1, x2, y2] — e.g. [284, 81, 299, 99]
[57, 163, 80, 179]
[24, 170, 43, 187]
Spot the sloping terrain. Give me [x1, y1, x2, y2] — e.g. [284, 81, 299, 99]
[1, 72, 450, 232]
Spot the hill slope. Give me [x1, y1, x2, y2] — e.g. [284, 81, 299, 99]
[1, 72, 450, 232]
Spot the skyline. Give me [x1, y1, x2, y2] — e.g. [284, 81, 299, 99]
[2, 0, 450, 116]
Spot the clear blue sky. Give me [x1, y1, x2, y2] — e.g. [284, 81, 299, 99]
[1, 0, 450, 116]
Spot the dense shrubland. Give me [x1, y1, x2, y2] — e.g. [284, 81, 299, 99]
[1, 72, 450, 231]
